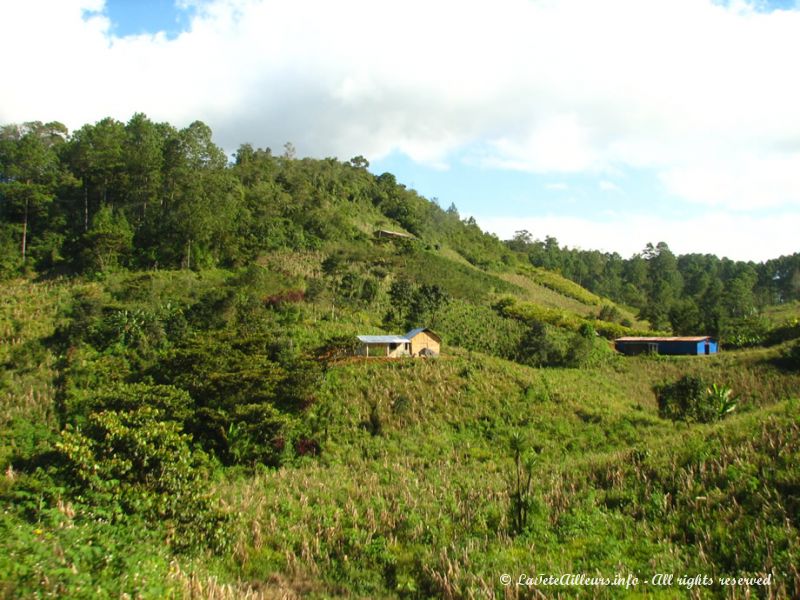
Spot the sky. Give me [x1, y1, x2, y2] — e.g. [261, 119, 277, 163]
[2, 0, 800, 262]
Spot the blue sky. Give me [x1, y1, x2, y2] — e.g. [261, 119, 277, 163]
[3, 0, 800, 261]
[103, 0, 194, 38]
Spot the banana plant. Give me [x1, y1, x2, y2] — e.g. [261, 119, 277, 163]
[707, 383, 738, 420]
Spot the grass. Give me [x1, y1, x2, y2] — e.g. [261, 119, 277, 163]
[210, 346, 799, 598]
[0, 279, 73, 465]
[763, 300, 800, 325]
[2, 269, 799, 598]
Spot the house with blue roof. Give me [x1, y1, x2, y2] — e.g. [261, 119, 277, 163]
[356, 328, 441, 358]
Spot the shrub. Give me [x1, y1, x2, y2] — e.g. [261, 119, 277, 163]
[54, 402, 229, 552]
[597, 304, 622, 323]
[654, 375, 738, 423]
[783, 341, 800, 370]
[722, 316, 770, 348]
[517, 321, 562, 367]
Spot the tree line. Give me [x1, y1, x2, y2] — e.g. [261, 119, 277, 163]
[2, 113, 798, 344]
[507, 231, 800, 340]
[0, 114, 509, 279]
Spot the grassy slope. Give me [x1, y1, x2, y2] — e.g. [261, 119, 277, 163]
[211, 345, 800, 598]
[0, 279, 72, 464]
[764, 300, 800, 325]
[2, 260, 799, 598]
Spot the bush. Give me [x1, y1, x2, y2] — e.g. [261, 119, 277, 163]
[722, 316, 770, 348]
[53, 398, 230, 552]
[782, 341, 800, 370]
[654, 375, 738, 423]
[597, 304, 623, 323]
[517, 321, 562, 367]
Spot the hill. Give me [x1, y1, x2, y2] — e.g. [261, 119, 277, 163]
[1, 271, 799, 598]
[2, 115, 800, 598]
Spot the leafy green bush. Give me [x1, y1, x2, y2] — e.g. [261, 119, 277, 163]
[54, 385, 230, 552]
[597, 304, 623, 323]
[152, 332, 321, 465]
[722, 315, 771, 348]
[782, 340, 800, 370]
[654, 375, 738, 423]
[517, 321, 563, 367]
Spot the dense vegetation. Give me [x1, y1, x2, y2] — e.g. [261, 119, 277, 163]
[508, 232, 800, 345]
[2, 115, 800, 598]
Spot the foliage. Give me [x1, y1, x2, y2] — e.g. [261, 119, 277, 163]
[721, 315, 771, 348]
[54, 401, 229, 552]
[654, 375, 738, 423]
[78, 204, 133, 272]
[521, 264, 604, 306]
[507, 432, 537, 535]
[494, 294, 657, 340]
[510, 233, 800, 337]
[152, 332, 320, 465]
[781, 340, 800, 370]
[4, 112, 800, 597]
[386, 279, 450, 330]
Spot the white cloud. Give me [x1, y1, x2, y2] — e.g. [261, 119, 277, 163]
[599, 180, 621, 193]
[546, 182, 570, 191]
[477, 211, 800, 262]
[660, 153, 800, 210]
[2, 0, 800, 216]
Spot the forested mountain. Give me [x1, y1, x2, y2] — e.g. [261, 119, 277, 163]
[2, 114, 798, 344]
[2, 115, 800, 598]
[0, 115, 507, 276]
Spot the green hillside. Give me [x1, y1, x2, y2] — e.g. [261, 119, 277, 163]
[3, 266, 799, 598]
[2, 115, 800, 598]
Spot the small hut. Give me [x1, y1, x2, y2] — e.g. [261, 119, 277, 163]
[355, 335, 411, 358]
[404, 328, 441, 357]
[374, 229, 415, 240]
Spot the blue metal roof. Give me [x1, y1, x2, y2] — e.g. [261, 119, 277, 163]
[404, 327, 441, 341]
[404, 328, 426, 339]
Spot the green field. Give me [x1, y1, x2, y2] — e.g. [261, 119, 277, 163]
[1, 268, 799, 599]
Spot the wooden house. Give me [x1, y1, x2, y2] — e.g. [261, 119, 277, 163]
[356, 328, 441, 358]
[404, 328, 441, 357]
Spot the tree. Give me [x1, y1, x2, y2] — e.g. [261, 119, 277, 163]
[507, 229, 533, 252]
[79, 205, 133, 272]
[158, 121, 240, 268]
[517, 321, 556, 367]
[65, 118, 127, 231]
[723, 270, 757, 319]
[408, 284, 450, 328]
[386, 278, 415, 327]
[349, 155, 369, 169]
[0, 122, 65, 264]
[54, 383, 229, 551]
[669, 298, 703, 335]
[640, 242, 683, 330]
[124, 113, 165, 221]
